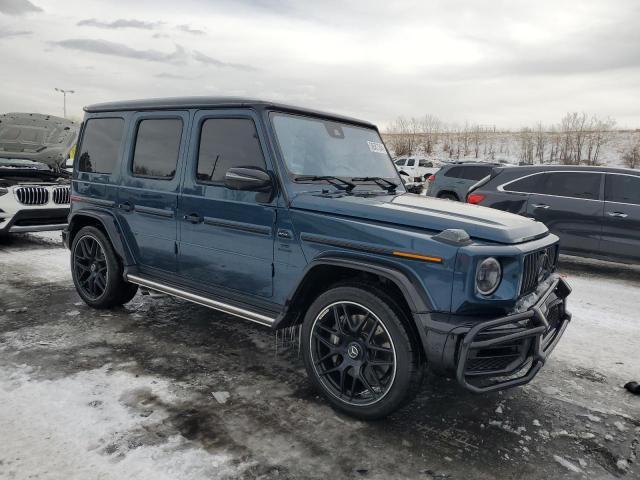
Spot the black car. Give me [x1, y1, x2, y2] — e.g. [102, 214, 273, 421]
[467, 165, 640, 264]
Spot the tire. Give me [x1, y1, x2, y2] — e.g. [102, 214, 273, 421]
[71, 226, 138, 309]
[301, 285, 423, 420]
[438, 192, 459, 201]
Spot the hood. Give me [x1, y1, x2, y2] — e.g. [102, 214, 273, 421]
[0, 113, 78, 169]
[290, 192, 548, 245]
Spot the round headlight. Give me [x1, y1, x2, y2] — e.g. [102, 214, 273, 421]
[476, 257, 502, 295]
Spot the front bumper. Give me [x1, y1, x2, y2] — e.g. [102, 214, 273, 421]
[418, 276, 572, 393]
[0, 208, 69, 234]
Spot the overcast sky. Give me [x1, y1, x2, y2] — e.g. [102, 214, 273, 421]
[1, 0, 639, 128]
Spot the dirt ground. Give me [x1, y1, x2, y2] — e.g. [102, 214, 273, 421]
[0, 232, 638, 480]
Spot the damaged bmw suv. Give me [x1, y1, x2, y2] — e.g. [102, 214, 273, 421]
[0, 113, 77, 235]
[64, 98, 571, 419]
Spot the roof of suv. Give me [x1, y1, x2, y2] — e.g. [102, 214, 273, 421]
[84, 96, 376, 128]
[494, 164, 640, 176]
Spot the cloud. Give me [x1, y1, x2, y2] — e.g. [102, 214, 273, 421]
[177, 24, 205, 35]
[76, 18, 162, 30]
[55, 38, 188, 64]
[155, 72, 190, 80]
[0, 28, 32, 38]
[193, 50, 256, 71]
[0, 0, 41, 15]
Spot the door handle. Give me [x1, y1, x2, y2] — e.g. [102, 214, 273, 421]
[183, 213, 203, 224]
[532, 204, 550, 209]
[607, 211, 628, 218]
[118, 202, 133, 212]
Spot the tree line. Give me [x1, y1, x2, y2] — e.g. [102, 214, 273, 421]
[383, 112, 639, 169]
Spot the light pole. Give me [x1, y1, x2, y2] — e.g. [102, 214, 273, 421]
[54, 88, 74, 118]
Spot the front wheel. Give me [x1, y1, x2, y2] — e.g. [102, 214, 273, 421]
[301, 285, 423, 420]
[71, 226, 138, 309]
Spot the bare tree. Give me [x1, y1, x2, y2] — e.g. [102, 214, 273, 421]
[519, 128, 535, 165]
[534, 122, 547, 164]
[622, 136, 640, 169]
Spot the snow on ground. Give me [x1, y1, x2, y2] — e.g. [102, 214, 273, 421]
[554, 255, 640, 380]
[0, 365, 242, 480]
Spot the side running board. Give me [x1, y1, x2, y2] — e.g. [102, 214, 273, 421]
[125, 274, 276, 327]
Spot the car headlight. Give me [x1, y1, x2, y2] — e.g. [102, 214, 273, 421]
[476, 257, 502, 295]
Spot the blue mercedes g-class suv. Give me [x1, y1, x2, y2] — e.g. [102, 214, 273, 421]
[64, 97, 571, 419]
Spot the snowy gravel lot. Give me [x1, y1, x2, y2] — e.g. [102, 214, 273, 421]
[0, 232, 638, 480]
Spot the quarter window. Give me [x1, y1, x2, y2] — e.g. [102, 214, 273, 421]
[78, 118, 124, 174]
[196, 118, 266, 183]
[132, 118, 182, 179]
[504, 173, 546, 194]
[537, 172, 601, 200]
[605, 174, 640, 205]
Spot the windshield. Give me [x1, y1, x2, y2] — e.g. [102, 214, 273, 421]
[271, 113, 399, 180]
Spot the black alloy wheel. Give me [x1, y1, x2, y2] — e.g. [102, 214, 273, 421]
[302, 285, 424, 419]
[310, 301, 397, 406]
[73, 234, 108, 300]
[71, 226, 138, 309]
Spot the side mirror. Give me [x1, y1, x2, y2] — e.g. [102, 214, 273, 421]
[224, 167, 273, 192]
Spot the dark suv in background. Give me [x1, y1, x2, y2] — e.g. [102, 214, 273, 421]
[426, 162, 499, 201]
[467, 165, 640, 264]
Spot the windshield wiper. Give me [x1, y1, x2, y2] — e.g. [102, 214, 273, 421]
[351, 177, 398, 193]
[294, 175, 356, 192]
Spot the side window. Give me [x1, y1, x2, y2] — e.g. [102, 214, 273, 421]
[444, 166, 464, 178]
[78, 118, 124, 174]
[132, 118, 182, 179]
[462, 166, 492, 181]
[538, 172, 601, 200]
[406, 159, 415, 167]
[419, 160, 433, 167]
[605, 174, 640, 205]
[196, 118, 266, 183]
[505, 173, 546, 194]
[395, 159, 406, 166]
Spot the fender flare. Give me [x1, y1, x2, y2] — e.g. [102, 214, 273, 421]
[275, 252, 434, 329]
[66, 209, 134, 265]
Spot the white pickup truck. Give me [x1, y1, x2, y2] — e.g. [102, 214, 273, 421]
[393, 157, 440, 182]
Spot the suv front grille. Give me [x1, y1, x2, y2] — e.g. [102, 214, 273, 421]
[53, 186, 70, 204]
[521, 245, 558, 296]
[15, 186, 49, 205]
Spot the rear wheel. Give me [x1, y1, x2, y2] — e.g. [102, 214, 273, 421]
[71, 226, 138, 308]
[438, 192, 459, 201]
[302, 285, 423, 420]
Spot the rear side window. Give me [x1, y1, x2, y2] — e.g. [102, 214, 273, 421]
[538, 172, 601, 200]
[444, 165, 491, 180]
[196, 118, 266, 183]
[444, 166, 464, 178]
[78, 118, 123, 174]
[419, 160, 433, 167]
[605, 174, 640, 205]
[504, 173, 546, 194]
[132, 118, 182, 179]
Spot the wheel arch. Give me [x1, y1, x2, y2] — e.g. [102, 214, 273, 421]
[67, 210, 134, 265]
[437, 190, 460, 201]
[277, 252, 431, 331]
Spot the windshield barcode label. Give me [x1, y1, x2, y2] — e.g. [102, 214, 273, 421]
[367, 141, 386, 153]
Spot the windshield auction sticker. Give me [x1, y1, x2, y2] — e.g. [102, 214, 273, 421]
[367, 141, 386, 153]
